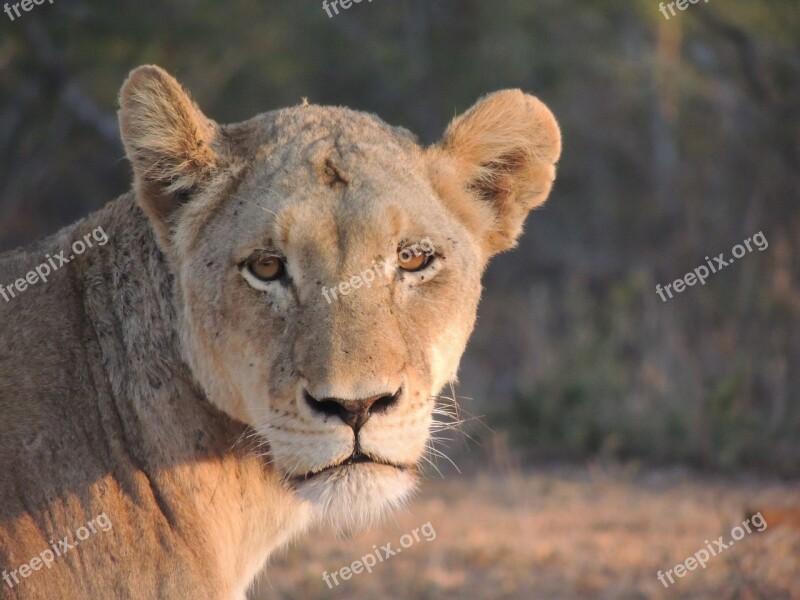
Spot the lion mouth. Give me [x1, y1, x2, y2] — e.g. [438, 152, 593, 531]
[296, 452, 407, 481]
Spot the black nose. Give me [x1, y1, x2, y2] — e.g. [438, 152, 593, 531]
[304, 389, 401, 431]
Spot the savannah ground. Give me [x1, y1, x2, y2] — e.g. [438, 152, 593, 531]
[256, 464, 800, 600]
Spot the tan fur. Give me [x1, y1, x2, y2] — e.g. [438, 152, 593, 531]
[0, 65, 560, 599]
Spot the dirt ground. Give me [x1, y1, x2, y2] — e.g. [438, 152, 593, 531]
[253, 465, 800, 600]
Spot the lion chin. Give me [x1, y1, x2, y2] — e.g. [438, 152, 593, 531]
[293, 462, 418, 535]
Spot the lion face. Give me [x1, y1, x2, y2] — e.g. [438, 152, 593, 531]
[177, 114, 485, 529]
[118, 66, 560, 532]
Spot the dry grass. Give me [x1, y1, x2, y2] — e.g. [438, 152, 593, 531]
[252, 466, 800, 599]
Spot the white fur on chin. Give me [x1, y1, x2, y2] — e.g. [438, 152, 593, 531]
[295, 463, 418, 535]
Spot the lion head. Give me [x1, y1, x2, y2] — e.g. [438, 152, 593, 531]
[118, 66, 560, 533]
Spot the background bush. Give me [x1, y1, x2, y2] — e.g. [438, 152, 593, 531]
[1, 0, 798, 475]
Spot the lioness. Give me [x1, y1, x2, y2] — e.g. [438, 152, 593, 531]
[0, 65, 560, 599]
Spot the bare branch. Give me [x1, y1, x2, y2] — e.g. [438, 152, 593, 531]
[21, 18, 120, 147]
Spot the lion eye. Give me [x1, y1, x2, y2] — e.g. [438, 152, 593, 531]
[398, 249, 432, 272]
[247, 254, 285, 281]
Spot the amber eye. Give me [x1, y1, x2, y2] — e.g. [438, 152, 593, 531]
[247, 254, 285, 281]
[398, 248, 433, 272]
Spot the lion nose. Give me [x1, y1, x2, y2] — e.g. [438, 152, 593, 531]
[304, 389, 401, 431]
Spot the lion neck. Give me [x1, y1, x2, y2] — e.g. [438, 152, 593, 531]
[75, 192, 314, 594]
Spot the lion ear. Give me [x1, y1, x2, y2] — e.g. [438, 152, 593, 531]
[430, 90, 561, 257]
[118, 65, 218, 243]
